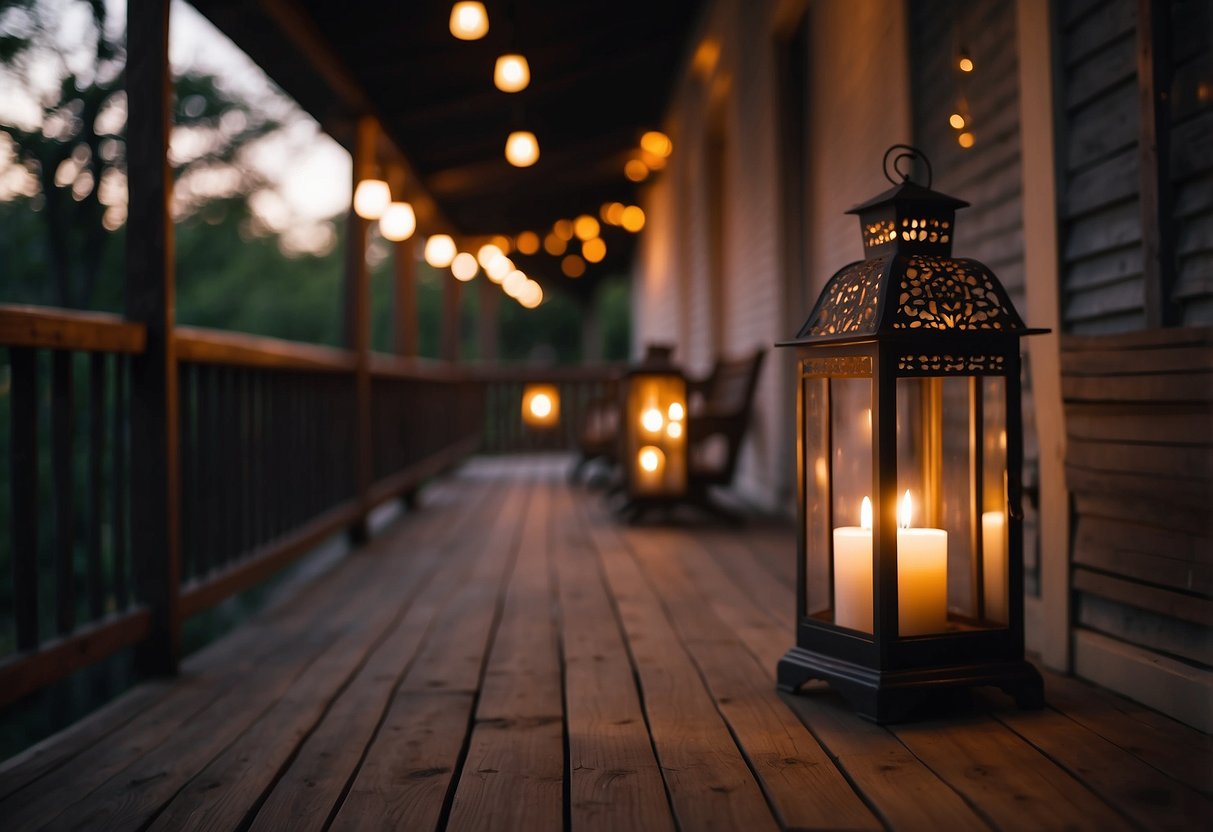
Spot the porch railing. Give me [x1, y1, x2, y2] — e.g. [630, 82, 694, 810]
[474, 364, 621, 454]
[0, 304, 481, 707]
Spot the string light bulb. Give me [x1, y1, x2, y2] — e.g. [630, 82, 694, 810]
[494, 54, 530, 93]
[640, 131, 673, 158]
[621, 205, 646, 233]
[505, 131, 539, 167]
[424, 234, 457, 268]
[625, 159, 649, 182]
[573, 215, 600, 241]
[958, 51, 974, 72]
[449, 2, 488, 40]
[353, 179, 390, 220]
[378, 201, 416, 241]
[451, 252, 478, 281]
[516, 230, 540, 254]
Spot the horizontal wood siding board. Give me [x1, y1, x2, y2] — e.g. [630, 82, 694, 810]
[1061, 344, 1213, 373]
[1063, 147, 1138, 217]
[1067, 437, 1213, 479]
[1074, 567, 1213, 626]
[1077, 593, 1212, 666]
[1074, 527, 1212, 596]
[1062, 0, 1137, 67]
[0, 306, 146, 353]
[1061, 325, 1213, 350]
[1062, 371, 1213, 401]
[1065, 464, 1211, 511]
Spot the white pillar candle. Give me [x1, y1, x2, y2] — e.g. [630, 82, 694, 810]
[895, 490, 948, 636]
[982, 510, 1007, 623]
[833, 497, 873, 632]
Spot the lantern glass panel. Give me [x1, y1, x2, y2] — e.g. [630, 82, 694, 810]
[822, 376, 874, 631]
[982, 377, 1009, 623]
[627, 374, 687, 496]
[802, 376, 830, 621]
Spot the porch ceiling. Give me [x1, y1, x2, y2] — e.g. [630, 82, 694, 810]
[189, 0, 703, 271]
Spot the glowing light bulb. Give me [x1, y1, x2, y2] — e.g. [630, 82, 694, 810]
[378, 202, 416, 241]
[516, 230, 540, 254]
[477, 243, 503, 269]
[519, 280, 543, 308]
[553, 219, 573, 240]
[353, 179, 390, 220]
[861, 496, 872, 531]
[544, 232, 567, 256]
[451, 252, 478, 281]
[621, 205, 645, 232]
[503, 269, 528, 297]
[561, 254, 586, 278]
[450, 2, 488, 40]
[505, 131, 539, 167]
[424, 234, 457, 268]
[949, 113, 966, 129]
[486, 256, 514, 283]
[640, 130, 673, 158]
[529, 393, 552, 418]
[958, 55, 974, 72]
[958, 131, 975, 149]
[582, 237, 606, 263]
[638, 446, 663, 472]
[667, 402, 684, 421]
[641, 408, 663, 433]
[625, 159, 649, 182]
[573, 214, 600, 241]
[601, 202, 625, 226]
[494, 54, 530, 92]
[666, 421, 683, 439]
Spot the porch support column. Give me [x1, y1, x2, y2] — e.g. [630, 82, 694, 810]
[126, 0, 180, 675]
[344, 116, 375, 541]
[388, 163, 418, 357]
[441, 275, 462, 363]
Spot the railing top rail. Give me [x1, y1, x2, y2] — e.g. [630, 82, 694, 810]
[369, 352, 466, 381]
[0, 304, 147, 354]
[175, 326, 358, 372]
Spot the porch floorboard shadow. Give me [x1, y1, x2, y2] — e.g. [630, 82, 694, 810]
[0, 455, 1208, 831]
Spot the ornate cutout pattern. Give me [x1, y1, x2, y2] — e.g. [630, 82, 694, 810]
[802, 356, 873, 377]
[899, 217, 950, 244]
[803, 257, 887, 336]
[897, 353, 1006, 373]
[892, 256, 1012, 330]
[864, 220, 897, 248]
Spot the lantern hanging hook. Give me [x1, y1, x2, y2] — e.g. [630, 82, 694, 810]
[883, 144, 933, 189]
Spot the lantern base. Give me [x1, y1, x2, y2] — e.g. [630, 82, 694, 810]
[777, 646, 1043, 723]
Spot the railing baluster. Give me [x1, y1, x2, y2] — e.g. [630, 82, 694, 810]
[113, 355, 129, 610]
[10, 347, 40, 651]
[88, 352, 106, 619]
[52, 350, 76, 636]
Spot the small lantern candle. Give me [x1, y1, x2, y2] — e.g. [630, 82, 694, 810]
[521, 384, 560, 429]
[777, 146, 1046, 722]
[623, 348, 687, 501]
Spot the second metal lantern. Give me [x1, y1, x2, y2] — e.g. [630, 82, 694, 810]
[776, 146, 1045, 722]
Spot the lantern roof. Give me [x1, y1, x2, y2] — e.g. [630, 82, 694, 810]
[780, 146, 1044, 348]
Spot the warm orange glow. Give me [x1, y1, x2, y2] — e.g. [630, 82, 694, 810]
[505, 131, 539, 167]
[638, 446, 664, 473]
[424, 234, 457, 267]
[949, 113, 966, 129]
[516, 230, 540, 254]
[490, 234, 512, 253]
[958, 131, 976, 148]
[522, 384, 559, 426]
[561, 254, 586, 278]
[477, 243, 503, 268]
[667, 402, 684, 421]
[378, 201, 416, 241]
[621, 205, 645, 232]
[582, 237, 606, 263]
[486, 256, 514, 283]
[666, 421, 683, 439]
[543, 232, 567, 256]
[451, 252, 478, 281]
[519, 280, 543, 308]
[601, 202, 625, 225]
[450, 2, 489, 40]
[573, 214, 600, 241]
[353, 179, 390, 220]
[692, 38, 720, 77]
[503, 269, 528, 297]
[899, 490, 914, 528]
[958, 55, 974, 72]
[640, 149, 667, 171]
[553, 219, 573, 241]
[494, 53, 530, 92]
[625, 159, 649, 182]
[640, 407, 664, 433]
[640, 130, 673, 158]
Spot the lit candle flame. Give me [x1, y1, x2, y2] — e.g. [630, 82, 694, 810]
[898, 490, 912, 529]
[860, 496, 872, 531]
[667, 402, 685, 421]
[641, 408, 664, 433]
[529, 393, 552, 418]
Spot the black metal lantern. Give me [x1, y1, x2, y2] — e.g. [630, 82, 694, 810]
[776, 146, 1045, 722]
[622, 346, 688, 503]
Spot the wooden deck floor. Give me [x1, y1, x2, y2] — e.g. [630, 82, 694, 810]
[1, 456, 1209, 831]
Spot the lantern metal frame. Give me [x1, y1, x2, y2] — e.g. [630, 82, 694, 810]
[775, 147, 1046, 723]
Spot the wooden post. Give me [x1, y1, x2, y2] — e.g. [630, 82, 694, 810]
[1137, 0, 1176, 328]
[126, 0, 180, 675]
[388, 164, 418, 357]
[441, 276, 462, 363]
[345, 116, 375, 542]
[477, 279, 499, 361]
[580, 294, 602, 362]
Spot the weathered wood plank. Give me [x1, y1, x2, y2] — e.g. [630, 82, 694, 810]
[893, 716, 1134, 830]
[446, 480, 563, 831]
[0, 305, 146, 353]
[1062, 370, 1213, 402]
[551, 486, 676, 832]
[623, 524, 882, 831]
[680, 527, 989, 830]
[151, 482, 500, 832]
[583, 514, 780, 832]
[328, 479, 529, 830]
[1074, 567, 1213, 626]
[1065, 464, 1211, 510]
[1067, 437, 1213, 480]
[248, 483, 501, 832]
[1064, 403, 1212, 444]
